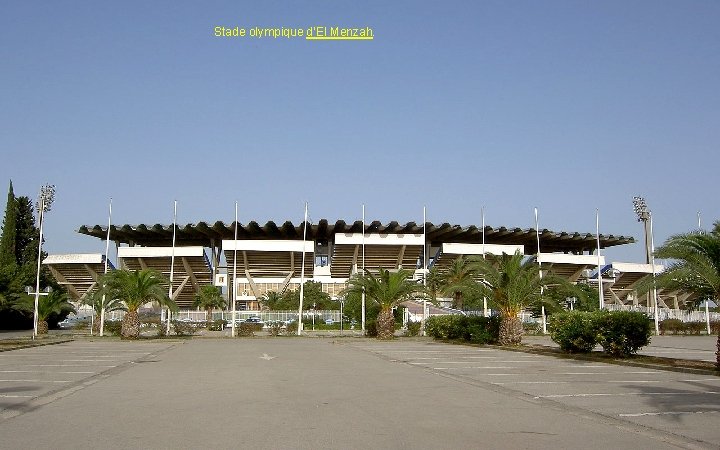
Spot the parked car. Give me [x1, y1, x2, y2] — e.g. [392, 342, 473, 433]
[58, 317, 88, 329]
[324, 318, 335, 325]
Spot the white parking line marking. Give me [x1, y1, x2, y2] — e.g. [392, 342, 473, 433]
[0, 365, 116, 368]
[0, 379, 71, 383]
[434, 366, 515, 370]
[619, 410, 720, 417]
[0, 394, 33, 398]
[559, 371, 657, 375]
[0, 370, 94, 374]
[535, 391, 720, 399]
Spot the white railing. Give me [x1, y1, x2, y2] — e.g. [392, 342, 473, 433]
[603, 304, 720, 322]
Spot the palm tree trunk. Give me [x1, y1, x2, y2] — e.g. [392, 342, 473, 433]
[121, 311, 141, 339]
[37, 320, 49, 335]
[206, 308, 213, 328]
[376, 307, 395, 340]
[716, 333, 719, 369]
[498, 314, 523, 345]
[454, 292, 463, 310]
[93, 314, 101, 334]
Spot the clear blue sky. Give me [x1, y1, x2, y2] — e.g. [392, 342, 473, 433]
[1, 0, 718, 264]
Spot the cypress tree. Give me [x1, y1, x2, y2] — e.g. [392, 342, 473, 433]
[0, 181, 17, 270]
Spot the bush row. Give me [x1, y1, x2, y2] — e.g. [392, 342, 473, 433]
[425, 315, 500, 344]
[549, 310, 652, 357]
[659, 319, 720, 335]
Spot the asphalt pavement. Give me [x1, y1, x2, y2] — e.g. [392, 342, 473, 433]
[1, 337, 718, 449]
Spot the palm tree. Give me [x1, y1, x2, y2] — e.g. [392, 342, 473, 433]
[17, 291, 75, 334]
[343, 268, 426, 339]
[193, 285, 226, 327]
[82, 288, 126, 334]
[438, 257, 477, 310]
[102, 269, 175, 339]
[470, 251, 564, 345]
[651, 228, 720, 367]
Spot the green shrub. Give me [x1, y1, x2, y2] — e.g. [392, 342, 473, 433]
[711, 321, 720, 335]
[659, 319, 683, 335]
[549, 311, 598, 353]
[103, 321, 122, 336]
[406, 321, 422, 337]
[286, 322, 298, 334]
[522, 321, 543, 335]
[425, 315, 499, 344]
[685, 321, 705, 335]
[208, 319, 226, 331]
[236, 323, 256, 337]
[172, 320, 200, 336]
[595, 311, 652, 357]
[266, 321, 283, 336]
[365, 319, 378, 337]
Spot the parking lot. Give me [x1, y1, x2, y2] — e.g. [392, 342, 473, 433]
[0, 340, 177, 420]
[348, 339, 720, 447]
[0, 337, 718, 449]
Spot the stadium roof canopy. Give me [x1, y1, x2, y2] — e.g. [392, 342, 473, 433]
[78, 219, 634, 254]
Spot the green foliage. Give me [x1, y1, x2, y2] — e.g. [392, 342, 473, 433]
[549, 311, 599, 353]
[342, 290, 380, 323]
[266, 321, 283, 336]
[0, 185, 59, 329]
[263, 281, 334, 311]
[16, 291, 75, 322]
[644, 230, 720, 310]
[103, 320, 122, 336]
[405, 321, 422, 337]
[236, 322, 257, 337]
[595, 311, 652, 357]
[102, 269, 175, 313]
[82, 288, 126, 318]
[171, 320, 201, 336]
[286, 321, 298, 334]
[660, 319, 716, 335]
[437, 257, 478, 310]
[0, 181, 17, 269]
[365, 319, 378, 337]
[425, 315, 500, 344]
[208, 319, 226, 331]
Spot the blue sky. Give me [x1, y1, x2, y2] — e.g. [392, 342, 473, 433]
[1, 0, 718, 264]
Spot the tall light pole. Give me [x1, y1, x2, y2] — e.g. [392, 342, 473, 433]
[633, 196, 660, 335]
[33, 184, 55, 339]
[100, 198, 112, 337]
[297, 202, 308, 336]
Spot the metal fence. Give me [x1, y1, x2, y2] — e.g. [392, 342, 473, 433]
[604, 304, 720, 322]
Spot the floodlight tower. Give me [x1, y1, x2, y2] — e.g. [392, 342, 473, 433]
[632, 197, 652, 264]
[33, 184, 55, 339]
[632, 196, 660, 335]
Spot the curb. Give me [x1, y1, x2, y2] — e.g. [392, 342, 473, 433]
[493, 343, 720, 376]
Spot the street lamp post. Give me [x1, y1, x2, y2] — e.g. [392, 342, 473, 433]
[32, 184, 55, 339]
[633, 196, 660, 335]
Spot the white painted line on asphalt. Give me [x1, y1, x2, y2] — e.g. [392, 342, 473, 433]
[619, 410, 719, 417]
[0, 370, 94, 374]
[0, 394, 33, 398]
[559, 371, 657, 375]
[0, 364, 116, 368]
[434, 366, 515, 369]
[493, 381, 569, 385]
[414, 360, 538, 365]
[0, 379, 71, 383]
[402, 356, 497, 360]
[535, 391, 720, 399]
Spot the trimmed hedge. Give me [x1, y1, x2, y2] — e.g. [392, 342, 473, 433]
[425, 315, 500, 344]
[549, 310, 652, 357]
[549, 311, 598, 353]
[660, 319, 719, 335]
